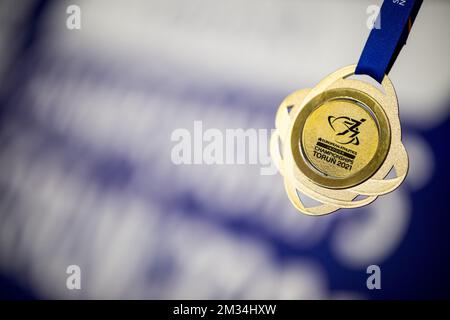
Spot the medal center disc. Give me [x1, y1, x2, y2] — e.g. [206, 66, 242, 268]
[301, 99, 379, 179]
[290, 88, 391, 189]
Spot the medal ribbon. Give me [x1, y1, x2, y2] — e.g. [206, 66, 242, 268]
[355, 0, 423, 83]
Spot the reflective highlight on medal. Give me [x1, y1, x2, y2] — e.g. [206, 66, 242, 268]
[270, 65, 408, 215]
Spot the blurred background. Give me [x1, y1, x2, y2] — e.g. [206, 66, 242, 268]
[0, 0, 449, 299]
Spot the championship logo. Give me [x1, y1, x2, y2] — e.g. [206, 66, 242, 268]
[328, 116, 366, 146]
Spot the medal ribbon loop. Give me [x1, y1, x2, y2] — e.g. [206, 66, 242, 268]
[355, 0, 423, 83]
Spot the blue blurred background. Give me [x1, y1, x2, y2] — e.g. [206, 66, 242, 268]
[0, 0, 449, 299]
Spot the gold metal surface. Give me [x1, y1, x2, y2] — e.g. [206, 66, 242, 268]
[294, 88, 391, 189]
[302, 99, 380, 179]
[270, 65, 408, 215]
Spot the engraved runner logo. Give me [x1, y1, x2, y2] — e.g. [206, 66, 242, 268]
[328, 116, 366, 145]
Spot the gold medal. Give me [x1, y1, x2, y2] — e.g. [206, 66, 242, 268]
[270, 65, 408, 215]
[270, 0, 423, 215]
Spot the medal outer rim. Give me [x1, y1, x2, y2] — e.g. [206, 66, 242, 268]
[271, 65, 409, 215]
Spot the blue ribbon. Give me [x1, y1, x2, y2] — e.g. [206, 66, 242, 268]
[355, 0, 423, 83]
